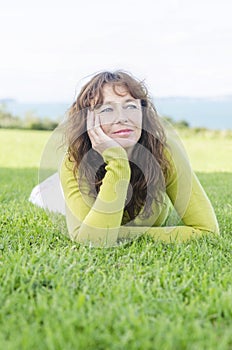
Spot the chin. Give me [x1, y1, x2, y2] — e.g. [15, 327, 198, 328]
[116, 138, 137, 149]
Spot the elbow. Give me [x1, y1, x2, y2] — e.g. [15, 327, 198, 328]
[208, 223, 220, 236]
[196, 222, 220, 237]
[206, 216, 220, 235]
[69, 225, 119, 248]
[213, 222, 220, 235]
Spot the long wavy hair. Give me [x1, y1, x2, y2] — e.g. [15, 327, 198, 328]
[64, 70, 170, 221]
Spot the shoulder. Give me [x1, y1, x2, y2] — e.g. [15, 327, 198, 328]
[163, 128, 193, 185]
[164, 128, 191, 166]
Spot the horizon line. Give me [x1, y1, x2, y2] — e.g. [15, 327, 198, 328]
[1, 94, 232, 104]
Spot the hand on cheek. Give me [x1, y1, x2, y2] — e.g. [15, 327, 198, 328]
[87, 110, 121, 156]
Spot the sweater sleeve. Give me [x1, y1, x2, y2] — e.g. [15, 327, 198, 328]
[60, 138, 219, 247]
[60, 147, 131, 247]
[164, 134, 220, 235]
[117, 135, 220, 244]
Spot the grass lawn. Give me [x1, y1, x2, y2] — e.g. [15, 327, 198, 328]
[0, 128, 232, 350]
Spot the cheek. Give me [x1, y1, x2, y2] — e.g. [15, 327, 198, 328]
[101, 124, 110, 135]
[134, 112, 142, 128]
[99, 115, 111, 134]
[128, 112, 142, 128]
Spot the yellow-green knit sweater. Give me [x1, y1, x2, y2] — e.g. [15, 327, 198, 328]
[60, 137, 219, 247]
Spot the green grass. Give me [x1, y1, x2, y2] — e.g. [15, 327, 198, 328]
[0, 129, 232, 350]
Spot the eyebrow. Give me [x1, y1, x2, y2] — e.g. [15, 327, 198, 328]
[103, 98, 138, 105]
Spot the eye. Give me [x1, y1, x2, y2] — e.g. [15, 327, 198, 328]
[125, 104, 138, 109]
[99, 107, 113, 113]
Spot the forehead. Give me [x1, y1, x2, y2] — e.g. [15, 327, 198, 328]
[102, 83, 133, 103]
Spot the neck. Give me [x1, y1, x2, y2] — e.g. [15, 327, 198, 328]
[124, 146, 134, 160]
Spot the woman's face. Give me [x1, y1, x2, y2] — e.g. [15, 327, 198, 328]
[94, 83, 142, 152]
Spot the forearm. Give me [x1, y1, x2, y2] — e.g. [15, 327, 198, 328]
[67, 215, 122, 247]
[66, 203, 126, 247]
[68, 222, 219, 247]
[117, 225, 219, 244]
[61, 147, 131, 247]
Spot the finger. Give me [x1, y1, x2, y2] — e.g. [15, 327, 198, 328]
[94, 113, 101, 130]
[87, 109, 95, 133]
[94, 114, 108, 139]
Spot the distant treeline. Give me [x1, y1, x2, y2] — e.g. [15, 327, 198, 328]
[0, 103, 190, 131]
[162, 116, 190, 129]
[0, 104, 59, 130]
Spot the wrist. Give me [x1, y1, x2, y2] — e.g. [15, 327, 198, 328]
[102, 146, 128, 162]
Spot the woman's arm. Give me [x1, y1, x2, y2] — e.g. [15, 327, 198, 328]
[164, 134, 220, 235]
[60, 147, 131, 247]
[60, 145, 219, 247]
[61, 126, 219, 247]
[117, 136, 220, 244]
[130, 134, 220, 243]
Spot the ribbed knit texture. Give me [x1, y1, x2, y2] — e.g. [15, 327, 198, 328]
[60, 143, 219, 247]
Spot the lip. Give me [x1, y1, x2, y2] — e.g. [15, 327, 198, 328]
[113, 129, 133, 135]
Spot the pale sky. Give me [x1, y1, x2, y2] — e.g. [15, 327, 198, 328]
[0, 0, 232, 102]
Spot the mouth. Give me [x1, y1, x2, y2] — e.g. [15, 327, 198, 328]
[113, 129, 133, 135]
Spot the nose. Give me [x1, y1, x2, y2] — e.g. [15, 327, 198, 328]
[114, 105, 128, 123]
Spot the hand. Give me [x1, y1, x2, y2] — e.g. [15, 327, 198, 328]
[87, 109, 122, 155]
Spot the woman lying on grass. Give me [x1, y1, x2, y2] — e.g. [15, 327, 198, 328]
[59, 70, 220, 247]
[31, 70, 220, 247]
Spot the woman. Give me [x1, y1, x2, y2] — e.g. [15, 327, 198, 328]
[31, 70, 219, 247]
[59, 70, 220, 247]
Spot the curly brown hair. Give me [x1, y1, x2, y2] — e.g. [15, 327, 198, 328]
[64, 70, 169, 221]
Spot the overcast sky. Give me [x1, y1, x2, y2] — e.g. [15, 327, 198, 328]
[0, 0, 231, 102]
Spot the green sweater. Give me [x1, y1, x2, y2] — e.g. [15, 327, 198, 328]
[60, 138, 219, 247]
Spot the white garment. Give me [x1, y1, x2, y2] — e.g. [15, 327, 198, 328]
[29, 172, 65, 215]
